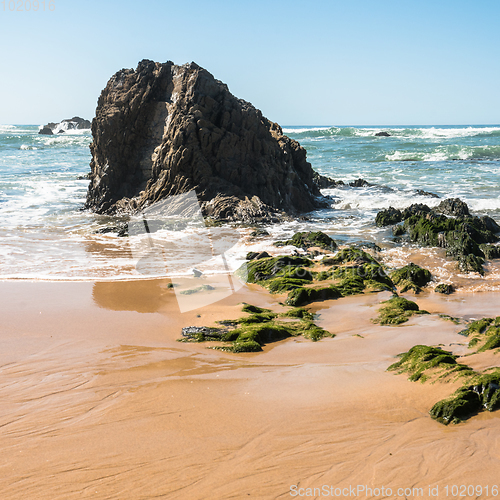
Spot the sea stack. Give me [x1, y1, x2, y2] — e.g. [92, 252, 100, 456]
[85, 59, 327, 221]
[39, 117, 91, 134]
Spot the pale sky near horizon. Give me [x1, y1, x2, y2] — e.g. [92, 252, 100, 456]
[0, 0, 499, 126]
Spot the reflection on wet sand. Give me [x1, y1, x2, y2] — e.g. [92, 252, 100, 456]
[92, 279, 170, 313]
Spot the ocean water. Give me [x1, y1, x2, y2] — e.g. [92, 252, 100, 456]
[0, 124, 499, 284]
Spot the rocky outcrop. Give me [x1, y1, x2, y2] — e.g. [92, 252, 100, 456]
[39, 116, 91, 134]
[375, 131, 391, 137]
[375, 199, 500, 274]
[85, 59, 327, 221]
[435, 197, 469, 217]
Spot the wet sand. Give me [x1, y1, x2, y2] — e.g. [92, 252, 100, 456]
[0, 279, 499, 499]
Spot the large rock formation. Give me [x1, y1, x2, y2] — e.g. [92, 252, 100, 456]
[85, 59, 327, 221]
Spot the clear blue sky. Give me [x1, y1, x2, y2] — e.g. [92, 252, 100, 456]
[1, 0, 499, 125]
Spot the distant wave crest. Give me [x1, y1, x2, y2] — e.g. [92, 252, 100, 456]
[284, 125, 500, 140]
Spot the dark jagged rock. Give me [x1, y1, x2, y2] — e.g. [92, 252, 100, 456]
[415, 189, 440, 198]
[375, 131, 391, 137]
[401, 203, 431, 219]
[250, 228, 270, 238]
[375, 207, 403, 227]
[435, 198, 470, 217]
[274, 231, 337, 251]
[480, 216, 500, 234]
[85, 59, 328, 221]
[246, 251, 271, 261]
[480, 244, 500, 259]
[392, 224, 406, 236]
[312, 171, 344, 189]
[349, 178, 372, 188]
[39, 116, 91, 134]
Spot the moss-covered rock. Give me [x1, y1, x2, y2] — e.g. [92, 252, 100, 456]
[435, 283, 454, 294]
[430, 371, 500, 424]
[181, 304, 333, 352]
[387, 345, 472, 382]
[479, 244, 500, 259]
[460, 316, 500, 352]
[390, 263, 431, 293]
[430, 388, 482, 425]
[373, 296, 429, 325]
[315, 269, 334, 281]
[285, 285, 343, 307]
[324, 247, 377, 265]
[235, 255, 313, 283]
[397, 209, 500, 275]
[337, 275, 366, 295]
[229, 340, 263, 353]
[279, 307, 315, 320]
[375, 207, 403, 227]
[392, 224, 406, 236]
[265, 277, 312, 294]
[391, 263, 432, 287]
[241, 303, 269, 314]
[237, 312, 278, 324]
[274, 231, 337, 251]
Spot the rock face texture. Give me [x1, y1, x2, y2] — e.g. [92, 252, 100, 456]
[85, 59, 326, 220]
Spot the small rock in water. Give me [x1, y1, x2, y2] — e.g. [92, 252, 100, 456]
[415, 189, 440, 198]
[349, 178, 372, 187]
[435, 283, 454, 294]
[375, 131, 391, 137]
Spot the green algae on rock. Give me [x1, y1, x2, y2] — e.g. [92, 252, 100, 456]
[390, 263, 432, 293]
[430, 370, 500, 424]
[460, 316, 500, 353]
[274, 231, 337, 251]
[435, 283, 454, 294]
[375, 207, 403, 227]
[179, 303, 333, 352]
[373, 296, 429, 325]
[375, 200, 500, 275]
[235, 255, 313, 283]
[387, 345, 473, 382]
[285, 285, 343, 307]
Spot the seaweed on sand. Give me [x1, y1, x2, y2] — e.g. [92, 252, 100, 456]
[373, 296, 429, 325]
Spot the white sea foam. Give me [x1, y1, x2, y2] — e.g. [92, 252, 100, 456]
[282, 126, 332, 134]
[0, 125, 17, 131]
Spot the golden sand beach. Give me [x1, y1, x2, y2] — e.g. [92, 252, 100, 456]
[1, 279, 499, 499]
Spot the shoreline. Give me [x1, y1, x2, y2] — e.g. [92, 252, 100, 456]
[1, 278, 499, 498]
